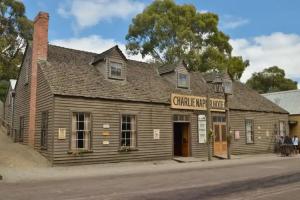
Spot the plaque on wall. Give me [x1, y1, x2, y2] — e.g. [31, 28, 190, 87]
[198, 115, 207, 143]
[58, 128, 66, 140]
[153, 129, 160, 140]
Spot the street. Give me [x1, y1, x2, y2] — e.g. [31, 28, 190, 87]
[1, 158, 300, 200]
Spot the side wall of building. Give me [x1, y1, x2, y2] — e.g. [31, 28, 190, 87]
[34, 64, 54, 160]
[4, 87, 13, 128]
[230, 110, 289, 154]
[289, 115, 300, 137]
[52, 96, 208, 165]
[13, 47, 32, 143]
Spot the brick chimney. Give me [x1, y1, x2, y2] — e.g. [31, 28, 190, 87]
[28, 12, 49, 147]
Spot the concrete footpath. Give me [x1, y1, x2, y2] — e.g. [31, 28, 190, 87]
[1, 126, 299, 183]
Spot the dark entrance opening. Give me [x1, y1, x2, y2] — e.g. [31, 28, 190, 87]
[174, 122, 190, 157]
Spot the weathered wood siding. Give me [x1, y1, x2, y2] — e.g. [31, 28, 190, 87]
[52, 96, 208, 165]
[289, 115, 300, 137]
[34, 64, 54, 160]
[230, 110, 289, 154]
[4, 86, 13, 129]
[13, 46, 32, 143]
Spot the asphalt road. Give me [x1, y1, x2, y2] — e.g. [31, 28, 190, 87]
[1, 158, 300, 200]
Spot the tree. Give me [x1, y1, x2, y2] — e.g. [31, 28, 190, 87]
[126, 0, 249, 80]
[246, 66, 298, 93]
[0, 0, 33, 101]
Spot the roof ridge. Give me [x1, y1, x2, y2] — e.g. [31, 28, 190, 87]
[262, 89, 300, 95]
[48, 44, 98, 55]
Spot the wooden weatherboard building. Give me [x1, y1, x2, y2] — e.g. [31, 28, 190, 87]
[9, 12, 289, 165]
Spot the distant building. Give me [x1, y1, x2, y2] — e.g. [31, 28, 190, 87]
[3, 79, 16, 136]
[263, 90, 300, 137]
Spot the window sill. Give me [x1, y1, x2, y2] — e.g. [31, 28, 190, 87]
[118, 147, 138, 152]
[67, 150, 94, 155]
[246, 142, 255, 145]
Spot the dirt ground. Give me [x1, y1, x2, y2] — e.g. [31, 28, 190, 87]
[0, 126, 49, 169]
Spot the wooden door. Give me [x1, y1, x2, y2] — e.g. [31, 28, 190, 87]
[213, 123, 227, 156]
[182, 124, 189, 157]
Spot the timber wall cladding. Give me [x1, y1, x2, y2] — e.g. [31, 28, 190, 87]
[13, 47, 32, 144]
[4, 87, 12, 126]
[52, 96, 208, 165]
[230, 110, 289, 154]
[289, 115, 300, 137]
[35, 65, 54, 160]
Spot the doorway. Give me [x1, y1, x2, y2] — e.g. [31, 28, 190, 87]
[213, 122, 227, 157]
[174, 122, 190, 157]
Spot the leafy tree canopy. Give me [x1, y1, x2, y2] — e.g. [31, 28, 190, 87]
[126, 0, 249, 80]
[246, 66, 298, 94]
[0, 0, 32, 101]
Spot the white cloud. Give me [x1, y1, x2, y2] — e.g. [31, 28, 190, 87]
[50, 35, 152, 62]
[58, 0, 145, 29]
[230, 32, 300, 84]
[220, 15, 249, 29]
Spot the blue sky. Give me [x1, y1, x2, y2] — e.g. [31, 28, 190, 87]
[22, 0, 300, 85]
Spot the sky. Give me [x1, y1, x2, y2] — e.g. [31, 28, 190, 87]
[22, 0, 300, 86]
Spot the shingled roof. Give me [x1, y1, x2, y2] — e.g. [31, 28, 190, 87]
[39, 44, 287, 114]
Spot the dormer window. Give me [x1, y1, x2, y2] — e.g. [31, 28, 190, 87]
[109, 61, 123, 79]
[177, 73, 189, 88]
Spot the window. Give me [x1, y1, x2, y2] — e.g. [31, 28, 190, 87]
[173, 115, 190, 122]
[279, 121, 286, 136]
[71, 112, 91, 151]
[41, 111, 48, 149]
[19, 116, 24, 142]
[177, 73, 189, 88]
[121, 115, 137, 148]
[245, 119, 254, 144]
[110, 61, 122, 79]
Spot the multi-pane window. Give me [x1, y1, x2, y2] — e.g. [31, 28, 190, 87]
[71, 112, 91, 151]
[110, 62, 122, 79]
[121, 115, 136, 148]
[177, 73, 189, 88]
[279, 121, 286, 136]
[245, 119, 254, 144]
[41, 111, 48, 149]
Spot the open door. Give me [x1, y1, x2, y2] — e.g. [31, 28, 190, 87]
[174, 123, 190, 157]
[213, 123, 227, 157]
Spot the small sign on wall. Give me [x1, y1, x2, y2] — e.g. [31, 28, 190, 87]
[103, 124, 110, 129]
[198, 115, 207, 143]
[103, 140, 109, 145]
[153, 129, 160, 140]
[58, 128, 66, 140]
[234, 131, 240, 140]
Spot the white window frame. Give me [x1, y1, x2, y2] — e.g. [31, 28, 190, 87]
[120, 115, 137, 148]
[279, 121, 286, 136]
[109, 61, 123, 79]
[71, 112, 92, 151]
[245, 119, 254, 144]
[177, 72, 189, 88]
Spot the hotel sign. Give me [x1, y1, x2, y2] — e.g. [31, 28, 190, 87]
[171, 93, 225, 112]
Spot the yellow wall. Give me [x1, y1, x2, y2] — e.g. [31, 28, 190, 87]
[289, 115, 300, 137]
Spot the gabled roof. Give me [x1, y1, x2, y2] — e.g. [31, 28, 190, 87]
[263, 90, 300, 115]
[203, 72, 288, 114]
[92, 45, 127, 64]
[158, 60, 187, 75]
[39, 44, 288, 114]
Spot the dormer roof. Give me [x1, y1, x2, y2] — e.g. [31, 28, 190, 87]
[158, 60, 187, 75]
[92, 45, 127, 65]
